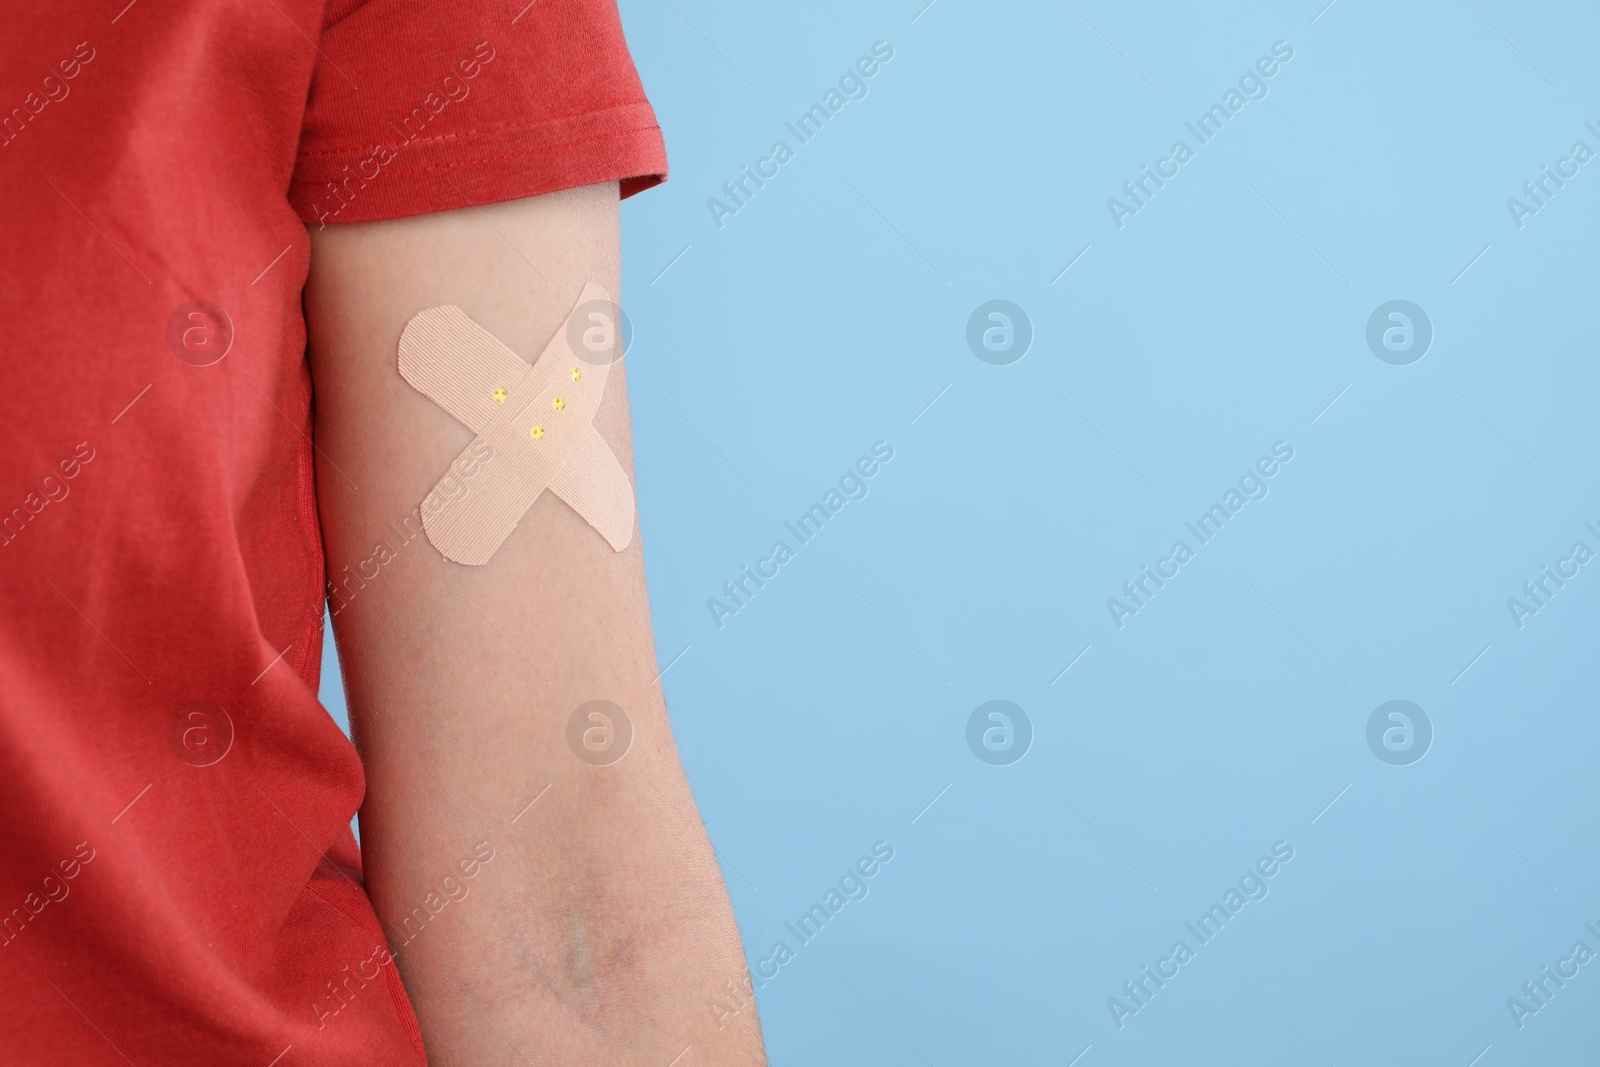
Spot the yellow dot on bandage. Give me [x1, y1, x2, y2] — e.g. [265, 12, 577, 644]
[492, 387, 508, 403]
[553, 396, 566, 411]
[570, 367, 582, 382]
[530, 425, 545, 440]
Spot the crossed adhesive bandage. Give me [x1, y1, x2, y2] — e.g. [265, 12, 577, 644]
[398, 282, 633, 564]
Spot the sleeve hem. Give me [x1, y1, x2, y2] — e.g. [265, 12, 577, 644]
[289, 105, 668, 225]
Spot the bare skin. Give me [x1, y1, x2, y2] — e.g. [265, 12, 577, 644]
[304, 182, 766, 1065]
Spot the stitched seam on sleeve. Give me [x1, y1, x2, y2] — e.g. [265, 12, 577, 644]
[294, 126, 663, 183]
[295, 103, 655, 160]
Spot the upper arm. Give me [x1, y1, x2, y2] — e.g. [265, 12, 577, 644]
[301, 184, 755, 1061]
[302, 182, 651, 786]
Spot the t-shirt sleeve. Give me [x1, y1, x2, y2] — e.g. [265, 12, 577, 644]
[289, 0, 667, 225]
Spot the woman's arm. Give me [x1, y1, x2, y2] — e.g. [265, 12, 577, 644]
[304, 181, 765, 1065]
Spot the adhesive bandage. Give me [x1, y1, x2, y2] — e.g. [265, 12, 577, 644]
[398, 282, 634, 564]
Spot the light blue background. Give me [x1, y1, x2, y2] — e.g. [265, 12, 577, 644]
[323, 2, 1600, 1063]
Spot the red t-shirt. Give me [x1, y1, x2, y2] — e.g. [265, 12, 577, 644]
[0, 2, 664, 1063]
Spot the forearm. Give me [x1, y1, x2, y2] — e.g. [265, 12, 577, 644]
[304, 185, 764, 1064]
